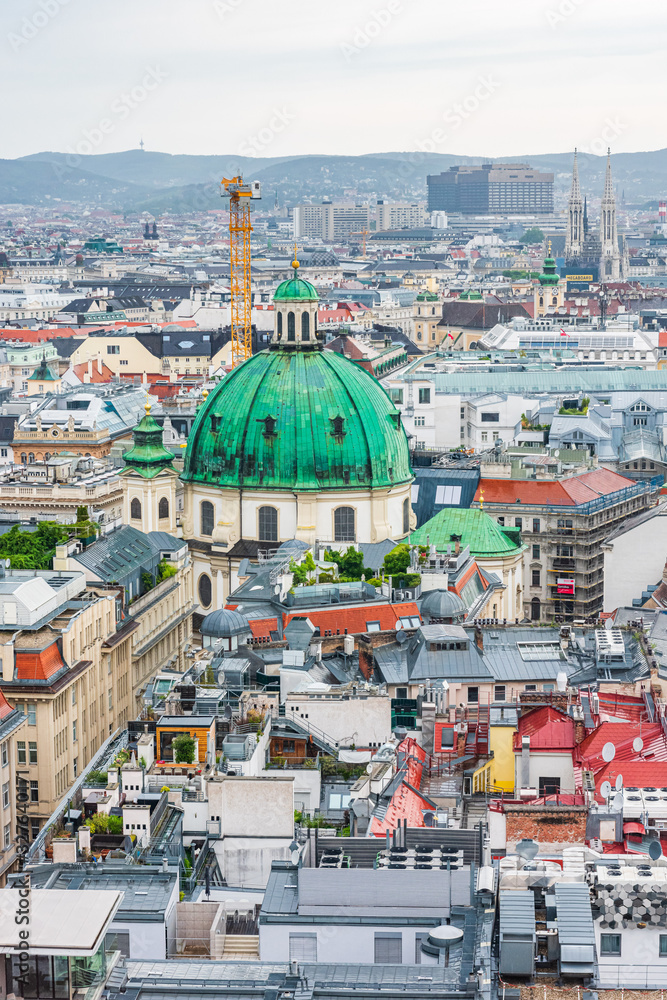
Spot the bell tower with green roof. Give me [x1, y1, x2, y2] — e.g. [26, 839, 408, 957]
[121, 401, 180, 534]
[535, 239, 565, 317]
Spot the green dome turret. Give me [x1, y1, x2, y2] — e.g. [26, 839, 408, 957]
[274, 253, 319, 302]
[539, 240, 560, 287]
[123, 402, 175, 479]
[182, 346, 412, 492]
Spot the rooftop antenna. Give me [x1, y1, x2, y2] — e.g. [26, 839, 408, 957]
[139, 137, 145, 152]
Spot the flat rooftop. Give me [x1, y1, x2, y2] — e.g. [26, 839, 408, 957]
[0, 888, 121, 955]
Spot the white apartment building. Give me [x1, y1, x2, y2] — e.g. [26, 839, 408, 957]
[0, 285, 73, 323]
[462, 393, 538, 451]
[376, 202, 426, 231]
[294, 203, 370, 241]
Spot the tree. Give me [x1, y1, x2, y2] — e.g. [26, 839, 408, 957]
[520, 227, 545, 244]
[325, 547, 371, 580]
[382, 544, 411, 577]
[173, 733, 196, 764]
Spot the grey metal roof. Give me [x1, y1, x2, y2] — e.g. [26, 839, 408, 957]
[554, 883, 596, 946]
[402, 367, 667, 397]
[124, 959, 465, 991]
[262, 865, 470, 921]
[500, 889, 536, 937]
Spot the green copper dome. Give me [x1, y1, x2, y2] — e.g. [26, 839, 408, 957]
[123, 405, 175, 479]
[411, 507, 523, 558]
[273, 277, 319, 302]
[182, 346, 412, 492]
[539, 254, 560, 287]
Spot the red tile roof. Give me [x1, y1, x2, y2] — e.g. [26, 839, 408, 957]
[595, 759, 667, 792]
[369, 738, 429, 837]
[15, 643, 65, 681]
[283, 602, 420, 638]
[578, 721, 667, 774]
[513, 706, 575, 751]
[0, 690, 15, 720]
[243, 602, 421, 641]
[71, 361, 115, 383]
[476, 468, 636, 507]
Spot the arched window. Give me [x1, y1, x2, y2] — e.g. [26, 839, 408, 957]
[301, 312, 310, 340]
[287, 312, 295, 341]
[158, 497, 169, 520]
[277, 312, 283, 338]
[201, 500, 214, 536]
[403, 497, 410, 535]
[334, 506, 355, 543]
[258, 505, 278, 542]
[20, 454, 26, 465]
[531, 597, 541, 621]
[28, 453, 34, 464]
[130, 498, 142, 520]
[198, 573, 212, 609]
[44, 453, 51, 462]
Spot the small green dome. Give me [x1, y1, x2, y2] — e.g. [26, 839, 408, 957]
[273, 277, 319, 302]
[539, 253, 560, 287]
[182, 345, 411, 492]
[416, 291, 438, 302]
[411, 507, 523, 558]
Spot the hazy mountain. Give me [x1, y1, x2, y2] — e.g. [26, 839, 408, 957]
[5, 148, 667, 210]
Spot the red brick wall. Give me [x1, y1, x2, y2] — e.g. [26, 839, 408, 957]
[505, 808, 587, 845]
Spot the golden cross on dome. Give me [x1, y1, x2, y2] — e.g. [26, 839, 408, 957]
[292, 242, 300, 273]
[547, 239, 552, 256]
[479, 489, 484, 511]
[144, 400, 151, 415]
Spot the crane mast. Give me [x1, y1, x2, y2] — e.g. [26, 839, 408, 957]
[221, 176, 261, 368]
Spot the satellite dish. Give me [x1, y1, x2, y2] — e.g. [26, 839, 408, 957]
[395, 620, 404, 631]
[553, 449, 560, 457]
[612, 791, 624, 810]
[223, 705, 233, 721]
[602, 742, 616, 763]
[515, 839, 539, 862]
[366, 763, 373, 775]
[600, 780, 612, 798]
[649, 840, 663, 861]
[615, 774, 624, 791]
[633, 737, 644, 752]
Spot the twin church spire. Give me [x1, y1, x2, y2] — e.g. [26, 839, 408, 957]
[565, 148, 623, 281]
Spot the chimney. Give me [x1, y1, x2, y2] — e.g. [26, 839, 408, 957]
[521, 735, 530, 788]
[87, 358, 92, 379]
[475, 627, 483, 653]
[97, 353, 102, 375]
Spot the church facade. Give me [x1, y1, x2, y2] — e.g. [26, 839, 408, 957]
[564, 148, 628, 282]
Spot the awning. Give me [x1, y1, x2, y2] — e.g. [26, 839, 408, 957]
[623, 821, 646, 836]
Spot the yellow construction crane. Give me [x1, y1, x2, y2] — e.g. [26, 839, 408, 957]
[221, 175, 261, 368]
[350, 229, 370, 259]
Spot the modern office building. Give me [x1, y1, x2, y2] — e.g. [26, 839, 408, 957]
[376, 201, 425, 231]
[293, 203, 371, 240]
[427, 163, 554, 215]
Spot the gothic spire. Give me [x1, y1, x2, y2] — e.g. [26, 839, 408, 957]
[602, 147, 615, 204]
[570, 148, 582, 203]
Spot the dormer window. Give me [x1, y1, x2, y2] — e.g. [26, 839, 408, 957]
[259, 415, 277, 437]
[211, 414, 221, 433]
[330, 415, 345, 437]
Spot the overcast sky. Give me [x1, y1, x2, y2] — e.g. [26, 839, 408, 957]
[3, 0, 663, 160]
